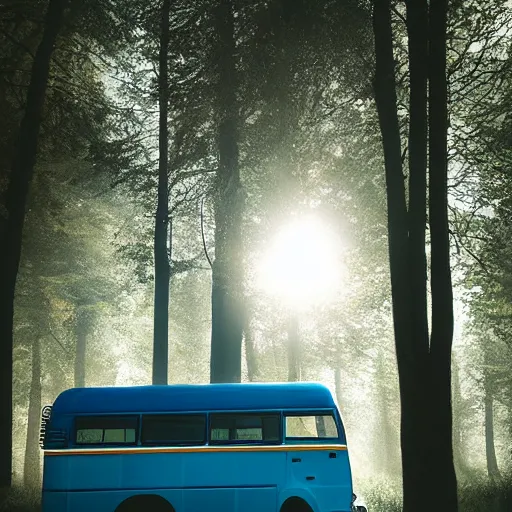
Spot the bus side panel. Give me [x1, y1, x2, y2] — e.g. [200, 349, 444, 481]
[183, 487, 277, 512]
[181, 451, 287, 487]
[43, 453, 184, 490]
[43, 451, 287, 491]
[43, 490, 183, 512]
[41, 490, 67, 512]
[43, 487, 278, 512]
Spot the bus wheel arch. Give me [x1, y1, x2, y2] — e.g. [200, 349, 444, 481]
[280, 496, 314, 512]
[114, 494, 175, 512]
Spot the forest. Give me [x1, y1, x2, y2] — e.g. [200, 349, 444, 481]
[1, 0, 512, 511]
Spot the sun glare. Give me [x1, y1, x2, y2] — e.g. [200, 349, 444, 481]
[257, 215, 346, 309]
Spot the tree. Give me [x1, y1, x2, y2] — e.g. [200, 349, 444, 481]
[74, 307, 93, 388]
[484, 365, 501, 481]
[372, 0, 457, 509]
[428, 0, 457, 504]
[447, 0, 512, 477]
[153, 0, 171, 385]
[451, 358, 471, 478]
[286, 315, 300, 382]
[22, 334, 41, 489]
[98, 2, 218, 384]
[210, 0, 244, 383]
[0, 0, 68, 489]
[242, 298, 259, 381]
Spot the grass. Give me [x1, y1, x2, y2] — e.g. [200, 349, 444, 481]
[457, 477, 512, 512]
[0, 487, 40, 512]
[360, 475, 512, 512]
[359, 478, 403, 512]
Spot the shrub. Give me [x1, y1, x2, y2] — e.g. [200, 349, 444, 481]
[0, 487, 40, 512]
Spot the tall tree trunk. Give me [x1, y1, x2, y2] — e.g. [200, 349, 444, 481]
[452, 359, 469, 477]
[287, 314, 300, 382]
[373, 0, 457, 508]
[210, 0, 244, 383]
[428, 0, 458, 508]
[153, 0, 171, 385]
[74, 308, 91, 388]
[406, 0, 429, 362]
[375, 354, 400, 477]
[243, 306, 258, 381]
[484, 382, 501, 481]
[334, 366, 343, 407]
[404, 0, 432, 508]
[372, 1, 428, 510]
[23, 336, 41, 488]
[334, 365, 348, 428]
[0, 0, 67, 488]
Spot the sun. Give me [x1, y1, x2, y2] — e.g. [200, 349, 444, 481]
[257, 215, 346, 309]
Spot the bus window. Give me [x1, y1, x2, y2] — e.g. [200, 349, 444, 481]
[285, 413, 338, 439]
[210, 413, 280, 444]
[75, 416, 138, 445]
[141, 414, 206, 446]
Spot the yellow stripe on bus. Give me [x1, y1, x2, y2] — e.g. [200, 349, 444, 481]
[44, 444, 348, 456]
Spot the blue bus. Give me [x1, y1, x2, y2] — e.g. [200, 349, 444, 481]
[40, 382, 356, 512]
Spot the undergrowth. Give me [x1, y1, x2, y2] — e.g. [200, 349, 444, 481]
[458, 476, 512, 512]
[358, 475, 512, 512]
[0, 487, 40, 512]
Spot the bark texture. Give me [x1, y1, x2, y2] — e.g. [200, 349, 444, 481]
[0, 0, 67, 487]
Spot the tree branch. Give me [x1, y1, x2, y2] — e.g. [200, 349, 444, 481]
[201, 196, 213, 269]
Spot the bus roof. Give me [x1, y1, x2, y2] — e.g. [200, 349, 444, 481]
[51, 382, 337, 415]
